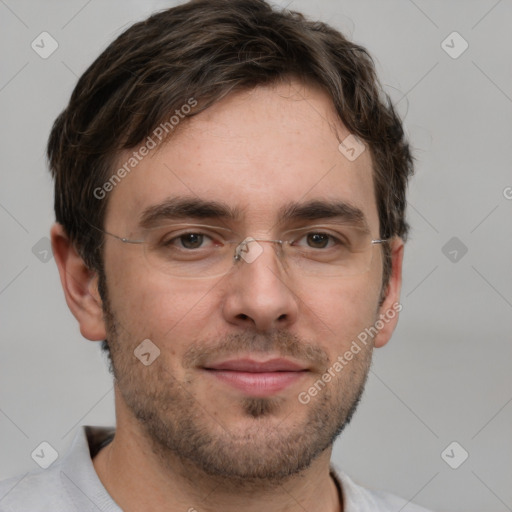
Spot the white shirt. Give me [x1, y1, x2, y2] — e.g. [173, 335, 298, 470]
[0, 426, 433, 511]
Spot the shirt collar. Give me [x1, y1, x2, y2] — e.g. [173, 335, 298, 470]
[68, 425, 350, 512]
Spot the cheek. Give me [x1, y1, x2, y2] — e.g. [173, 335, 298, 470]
[106, 257, 219, 350]
[296, 275, 381, 352]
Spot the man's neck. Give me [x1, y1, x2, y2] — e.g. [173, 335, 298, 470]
[92, 425, 342, 512]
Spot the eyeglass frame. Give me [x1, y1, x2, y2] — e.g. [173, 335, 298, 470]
[85, 218, 390, 279]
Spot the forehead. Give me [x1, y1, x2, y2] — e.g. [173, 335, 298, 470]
[104, 80, 378, 232]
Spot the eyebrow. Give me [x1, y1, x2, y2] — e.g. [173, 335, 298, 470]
[138, 197, 242, 229]
[138, 197, 369, 231]
[278, 200, 369, 231]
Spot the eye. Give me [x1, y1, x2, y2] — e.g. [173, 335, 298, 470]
[178, 233, 206, 249]
[163, 232, 215, 250]
[294, 232, 339, 249]
[305, 233, 332, 249]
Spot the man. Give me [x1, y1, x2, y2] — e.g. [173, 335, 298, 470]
[0, 1, 432, 510]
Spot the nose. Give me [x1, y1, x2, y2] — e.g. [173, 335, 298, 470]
[221, 240, 300, 331]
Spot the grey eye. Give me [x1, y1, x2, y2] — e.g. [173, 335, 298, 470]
[178, 233, 205, 249]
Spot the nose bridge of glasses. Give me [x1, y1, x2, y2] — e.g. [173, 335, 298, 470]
[233, 237, 285, 264]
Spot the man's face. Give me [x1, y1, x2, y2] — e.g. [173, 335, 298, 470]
[99, 80, 391, 484]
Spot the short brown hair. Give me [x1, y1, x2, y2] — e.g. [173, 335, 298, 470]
[48, 0, 413, 291]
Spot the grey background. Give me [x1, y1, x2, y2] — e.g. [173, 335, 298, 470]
[1, 1, 511, 511]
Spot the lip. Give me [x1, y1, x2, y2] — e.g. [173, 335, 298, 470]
[202, 358, 309, 397]
[203, 358, 308, 372]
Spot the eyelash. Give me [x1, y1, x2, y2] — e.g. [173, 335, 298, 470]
[160, 230, 346, 249]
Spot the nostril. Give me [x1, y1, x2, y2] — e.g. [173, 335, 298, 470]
[237, 313, 249, 320]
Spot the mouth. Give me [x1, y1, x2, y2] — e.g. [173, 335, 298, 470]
[202, 358, 309, 397]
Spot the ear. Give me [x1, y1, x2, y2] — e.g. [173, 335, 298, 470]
[50, 223, 107, 341]
[373, 237, 404, 349]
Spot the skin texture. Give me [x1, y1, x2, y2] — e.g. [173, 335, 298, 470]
[51, 79, 404, 512]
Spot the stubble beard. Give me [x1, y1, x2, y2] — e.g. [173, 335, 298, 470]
[99, 276, 373, 489]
